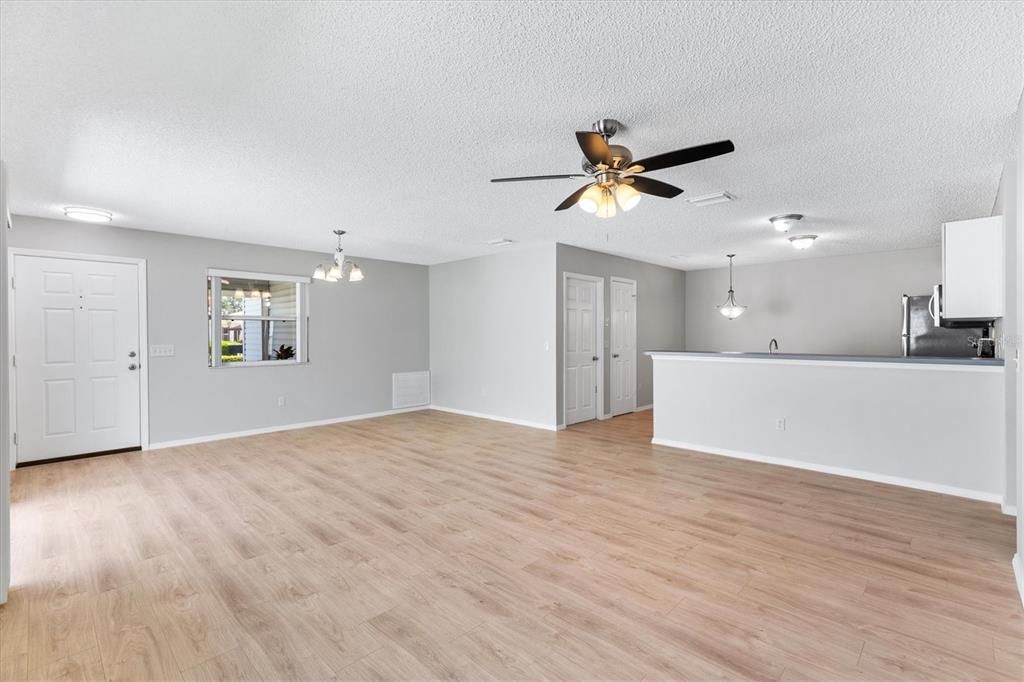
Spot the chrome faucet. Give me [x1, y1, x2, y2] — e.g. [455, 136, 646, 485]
[769, 338, 779, 354]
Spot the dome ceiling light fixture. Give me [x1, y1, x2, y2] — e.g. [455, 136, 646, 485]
[789, 234, 819, 250]
[490, 118, 735, 218]
[769, 213, 803, 232]
[63, 206, 112, 223]
[312, 229, 364, 283]
[717, 254, 747, 320]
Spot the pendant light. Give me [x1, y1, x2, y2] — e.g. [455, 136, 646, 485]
[717, 254, 746, 320]
[312, 230, 365, 283]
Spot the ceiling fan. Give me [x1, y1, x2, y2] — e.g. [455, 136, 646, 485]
[491, 119, 734, 218]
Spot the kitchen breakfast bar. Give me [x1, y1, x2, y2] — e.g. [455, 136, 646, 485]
[647, 351, 1005, 503]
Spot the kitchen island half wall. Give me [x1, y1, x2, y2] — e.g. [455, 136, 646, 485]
[649, 352, 1005, 502]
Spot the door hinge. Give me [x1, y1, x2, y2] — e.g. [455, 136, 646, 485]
[10, 276, 14, 290]
[10, 354, 14, 367]
[12, 433, 16, 445]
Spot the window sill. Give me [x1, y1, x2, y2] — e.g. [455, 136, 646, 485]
[209, 360, 309, 368]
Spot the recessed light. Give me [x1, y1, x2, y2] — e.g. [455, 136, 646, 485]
[789, 234, 818, 249]
[64, 206, 112, 223]
[487, 238, 516, 246]
[686, 192, 734, 207]
[769, 213, 803, 232]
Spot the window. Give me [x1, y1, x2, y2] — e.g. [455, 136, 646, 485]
[207, 269, 309, 367]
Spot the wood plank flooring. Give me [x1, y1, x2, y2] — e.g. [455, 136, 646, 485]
[1, 409, 1021, 680]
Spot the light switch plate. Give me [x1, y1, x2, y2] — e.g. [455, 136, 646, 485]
[150, 344, 175, 357]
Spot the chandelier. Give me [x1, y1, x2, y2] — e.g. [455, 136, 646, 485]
[312, 230, 364, 283]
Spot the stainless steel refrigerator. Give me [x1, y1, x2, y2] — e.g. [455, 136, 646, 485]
[902, 294, 990, 358]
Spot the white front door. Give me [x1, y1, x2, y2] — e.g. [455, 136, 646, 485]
[565, 276, 599, 425]
[13, 255, 142, 463]
[610, 278, 637, 416]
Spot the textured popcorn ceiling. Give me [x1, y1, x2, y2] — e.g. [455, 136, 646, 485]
[1, 1, 1021, 269]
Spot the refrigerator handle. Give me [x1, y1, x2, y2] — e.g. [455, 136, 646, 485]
[901, 295, 910, 356]
[929, 285, 940, 327]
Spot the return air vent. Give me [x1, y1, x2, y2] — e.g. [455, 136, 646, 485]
[392, 371, 430, 409]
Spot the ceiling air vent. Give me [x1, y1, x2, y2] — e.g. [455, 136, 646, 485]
[686, 192, 734, 207]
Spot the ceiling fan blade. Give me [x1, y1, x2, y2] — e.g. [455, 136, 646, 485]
[491, 173, 588, 183]
[576, 131, 612, 166]
[630, 139, 734, 173]
[555, 183, 595, 211]
[628, 176, 684, 198]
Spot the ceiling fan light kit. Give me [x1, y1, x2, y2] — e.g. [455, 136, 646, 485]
[490, 119, 734, 218]
[312, 229, 365, 283]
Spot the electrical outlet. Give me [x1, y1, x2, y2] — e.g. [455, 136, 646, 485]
[277, 396, 286, 407]
[149, 344, 175, 357]
[775, 418, 786, 431]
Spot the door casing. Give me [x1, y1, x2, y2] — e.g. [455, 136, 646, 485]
[7, 248, 149, 468]
[562, 271, 604, 426]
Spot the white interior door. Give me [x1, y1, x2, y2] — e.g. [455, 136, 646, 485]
[14, 255, 142, 463]
[610, 278, 637, 416]
[565, 276, 599, 425]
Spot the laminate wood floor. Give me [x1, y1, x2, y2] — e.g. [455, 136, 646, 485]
[1, 410, 1021, 680]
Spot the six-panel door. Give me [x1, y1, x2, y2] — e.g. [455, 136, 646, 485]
[565, 276, 598, 425]
[14, 256, 141, 463]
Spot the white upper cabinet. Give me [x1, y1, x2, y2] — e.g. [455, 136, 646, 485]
[941, 215, 1004, 320]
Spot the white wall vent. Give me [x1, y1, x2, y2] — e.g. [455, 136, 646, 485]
[392, 371, 430, 409]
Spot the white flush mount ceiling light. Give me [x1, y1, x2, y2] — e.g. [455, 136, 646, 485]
[312, 230, 365, 283]
[63, 206, 112, 223]
[486, 238, 516, 246]
[717, 254, 747, 320]
[686, 191, 734, 207]
[789, 234, 818, 250]
[769, 213, 803, 232]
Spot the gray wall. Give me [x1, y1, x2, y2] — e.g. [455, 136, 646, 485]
[429, 244, 557, 428]
[556, 243, 686, 423]
[684, 247, 941, 356]
[994, 160, 1018, 511]
[9, 216, 429, 444]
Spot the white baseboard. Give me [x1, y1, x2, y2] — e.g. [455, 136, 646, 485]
[428, 405, 559, 432]
[147, 406, 429, 450]
[634, 404, 653, 412]
[1003, 503, 1018, 517]
[651, 437, 1002, 504]
[1013, 553, 1024, 610]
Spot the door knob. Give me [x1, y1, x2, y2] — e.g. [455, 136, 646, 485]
[128, 363, 138, 371]
[128, 351, 137, 358]
[592, 356, 599, 361]
[613, 354, 620, 358]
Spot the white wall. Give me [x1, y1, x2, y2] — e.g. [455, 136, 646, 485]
[651, 354, 1005, 501]
[0, 163, 9, 603]
[9, 216, 430, 445]
[1014, 91, 1024, 587]
[994, 159, 1018, 513]
[555, 243, 686, 420]
[684, 247, 941, 356]
[429, 245, 557, 429]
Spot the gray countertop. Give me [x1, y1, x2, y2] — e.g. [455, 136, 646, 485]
[644, 350, 1004, 367]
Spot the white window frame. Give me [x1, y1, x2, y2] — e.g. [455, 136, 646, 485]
[208, 268, 310, 368]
